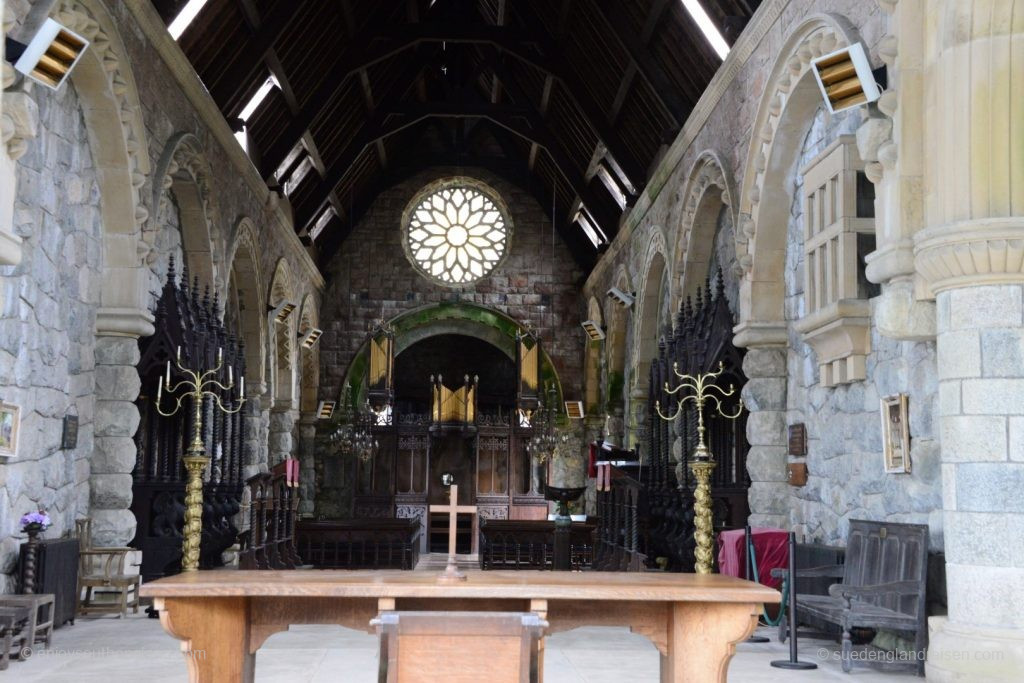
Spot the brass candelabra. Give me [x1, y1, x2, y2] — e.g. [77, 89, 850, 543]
[156, 346, 245, 571]
[655, 361, 744, 574]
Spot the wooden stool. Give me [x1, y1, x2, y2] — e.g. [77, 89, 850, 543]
[0, 605, 30, 671]
[0, 594, 55, 652]
[372, 611, 548, 683]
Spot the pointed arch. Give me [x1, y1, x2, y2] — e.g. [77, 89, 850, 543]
[225, 217, 266, 393]
[633, 230, 670, 386]
[268, 258, 297, 408]
[152, 133, 221, 293]
[583, 297, 604, 414]
[297, 294, 320, 414]
[672, 151, 737, 308]
[734, 14, 861, 345]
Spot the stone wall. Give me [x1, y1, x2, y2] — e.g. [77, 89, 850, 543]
[0, 76, 101, 592]
[1, 0, 324, 590]
[318, 167, 586, 406]
[782, 107, 941, 546]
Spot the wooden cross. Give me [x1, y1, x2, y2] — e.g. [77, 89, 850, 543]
[429, 484, 477, 582]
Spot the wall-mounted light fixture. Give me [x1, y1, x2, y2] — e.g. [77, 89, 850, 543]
[299, 327, 323, 349]
[581, 320, 605, 341]
[269, 301, 296, 324]
[564, 401, 585, 419]
[811, 42, 881, 114]
[5, 18, 89, 90]
[316, 400, 336, 419]
[607, 287, 635, 308]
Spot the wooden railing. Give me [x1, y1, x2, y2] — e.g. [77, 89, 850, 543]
[593, 466, 647, 571]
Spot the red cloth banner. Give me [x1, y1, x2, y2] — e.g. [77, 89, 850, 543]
[716, 527, 788, 589]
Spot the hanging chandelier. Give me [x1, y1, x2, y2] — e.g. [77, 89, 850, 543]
[525, 386, 565, 464]
[328, 398, 379, 462]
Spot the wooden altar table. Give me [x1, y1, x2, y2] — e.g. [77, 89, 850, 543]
[142, 569, 779, 683]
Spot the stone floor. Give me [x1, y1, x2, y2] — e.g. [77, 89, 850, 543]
[9, 612, 918, 682]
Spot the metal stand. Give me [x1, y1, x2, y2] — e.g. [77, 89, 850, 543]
[744, 525, 770, 644]
[770, 532, 817, 670]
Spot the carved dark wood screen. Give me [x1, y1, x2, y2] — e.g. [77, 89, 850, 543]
[131, 257, 248, 581]
[644, 270, 749, 571]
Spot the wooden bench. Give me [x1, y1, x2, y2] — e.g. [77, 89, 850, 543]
[296, 519, 421, 569]
[479, 519, 595, 570]
[775, 520, 928, 676]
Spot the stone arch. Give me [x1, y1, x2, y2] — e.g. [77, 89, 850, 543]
[268, 258, 297, 408]
[583, 297, 604, 414]
[734, 14, 861, 344]
[603, 265, 632, 444]
[151, 133, 220, 292]
[672, 151, 737, 307]
[633, 231, 669, 386]
[50, 0, 153, 336]
[225, 217, 266, 393]
[297, 294, 320, 414]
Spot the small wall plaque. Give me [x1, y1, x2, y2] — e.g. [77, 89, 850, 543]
[61, 414, 79, 449]
[787, 462, 808, 486]
[788, 423, 807, 456]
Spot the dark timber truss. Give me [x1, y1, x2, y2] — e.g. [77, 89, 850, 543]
[156, 0, 761, 271]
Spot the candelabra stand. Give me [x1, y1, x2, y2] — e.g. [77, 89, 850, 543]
[655, 361, 743, 574]
[156, 348, 245, 571]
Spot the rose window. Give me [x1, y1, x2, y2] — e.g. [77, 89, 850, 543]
[404, 183, 510, 285]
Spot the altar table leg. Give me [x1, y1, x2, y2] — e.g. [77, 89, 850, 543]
[155, 597, 255, 683]
[661, 601, 760, 683]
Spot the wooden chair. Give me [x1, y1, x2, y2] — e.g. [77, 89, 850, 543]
[75, 519, 141, 618]
[0, 594, 54, 653]
[372, 611, 547, 683]
[775, 520, 928, 676]
[0, 605, 30, 670]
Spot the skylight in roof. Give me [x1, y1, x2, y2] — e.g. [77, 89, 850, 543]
[680, 0, 729, 60]
[239, 76, 278, 121]
[596, 165, 627, 210]
[168, 0, 210, 41]
[575, 209, 606, 249]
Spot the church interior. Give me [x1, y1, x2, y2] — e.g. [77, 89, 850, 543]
[1, 0, 1022, 680]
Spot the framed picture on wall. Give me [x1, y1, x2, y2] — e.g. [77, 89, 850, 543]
[0, 402, 21, 458]
[881, 394, 911, 474]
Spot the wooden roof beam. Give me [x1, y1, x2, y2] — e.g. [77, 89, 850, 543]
[212, 0, 309, 114]
[591, 2, 687, 128]
[608, 0, 672, 123]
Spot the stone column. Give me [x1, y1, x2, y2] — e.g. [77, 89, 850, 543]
[736, 331, 789, 529]
[296, 413, 317, 516]
[914, 2, 1024, 676]
[268, 406, 297, 466]
[90, 337, 142, 546]
[1, 9, 33, 267]
[242, 387, 268, 480]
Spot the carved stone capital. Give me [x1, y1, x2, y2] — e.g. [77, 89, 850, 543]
[732, 321, 788, 349]
[96, 307, 156, 338]
[2, 90, 39, 160]
[0, 226, 22, 266]
[914, 219, 1024, 294]
[865, 239, 917, 285]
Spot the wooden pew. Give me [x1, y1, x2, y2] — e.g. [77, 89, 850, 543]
[478, 519, 595, 570]
[144, 569, 779, 683]
[296, 519, 421, 570]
